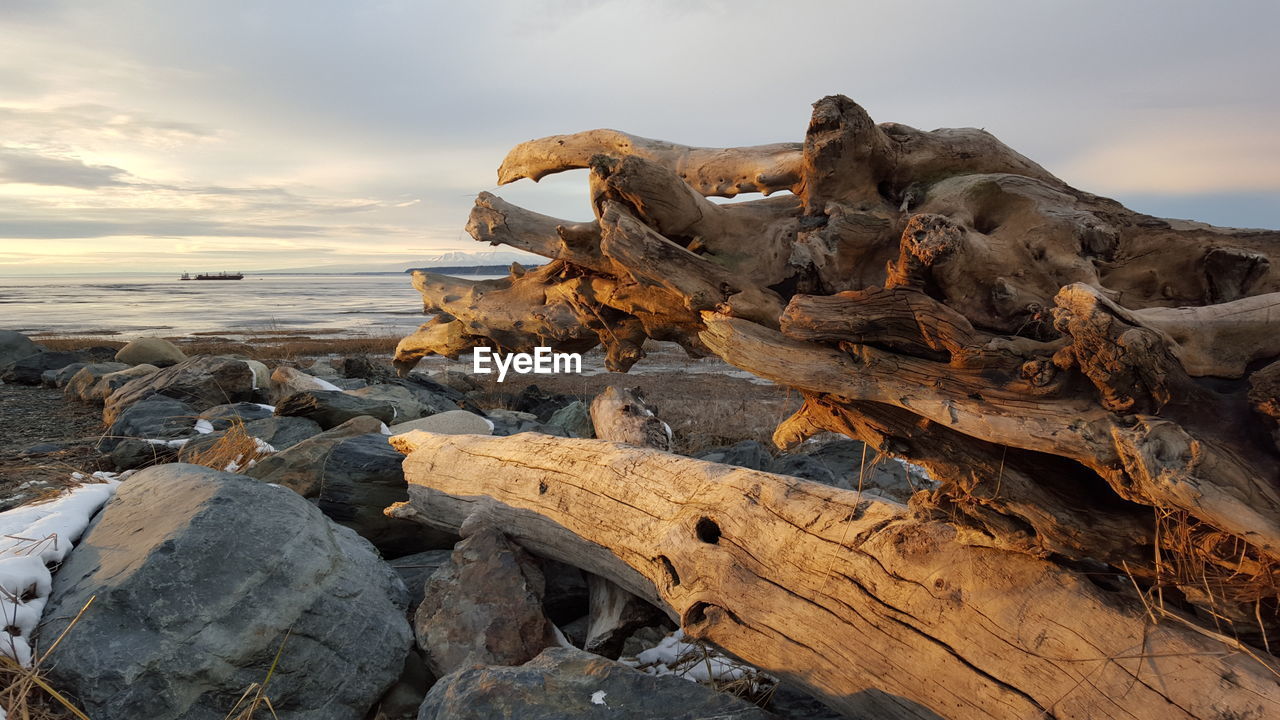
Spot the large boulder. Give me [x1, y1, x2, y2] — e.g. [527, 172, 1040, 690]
[388, 550, 452, 612]
[0, 329, 41, 368]
[385, 377, 463, 416]
[98, 395, 198, 451]
[413, 527, 557, 677]
[416, 646, 778, 720]
[80, 364, 159, 403]
[269, 365, 342, 402]
[345, 384, 431, 422]
[114, 337, 186, 367]
[276, 390, 395, 429]
[1, 350, 81, 385]
[179, 415, 322, 460]
[387, 410, 492, 436]
[40, 464, 412, 720]
[547, 400, 594, 438]
[64, 362, 131, 401]
[42, 361, 86, 388]
[104, 355, 260, 423]
[245, 417, 455, 554]
[198, 401, 276, 431]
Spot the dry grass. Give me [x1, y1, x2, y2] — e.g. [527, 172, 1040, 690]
[185, 419, 273, 473]
[224, 631, 289, 720]
[0, 598, 95, 720]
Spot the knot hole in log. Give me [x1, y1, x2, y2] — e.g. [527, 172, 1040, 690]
[695, 516, 722, 544]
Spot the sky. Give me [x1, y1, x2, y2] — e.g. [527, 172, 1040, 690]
[0, 0, 1277, 275]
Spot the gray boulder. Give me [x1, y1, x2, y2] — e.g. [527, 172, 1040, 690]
[114, 336, 186, 367]
[80, 364, 160, 403]
[42, 361, 86, 388]
[105, 437, 177, 471]
[64, 362, 131, 401]
[99, 395, 198, 451]
[414, 528, 557, 677]
[105, 355, 260, 423]
[0, 329, 41, 368]
[790, 438, 924, 500]
[547, 400, 594, 438]
[198, 401, 276, 430]
[416, 646, 778, 720]
[245, 418, 454, 554]
[346, 384, 431, 422]
[488, 413, 569, 437]
[179, 415, 322, 460]
[388, 410, 491, 436]
[275, 390, 395, 429]
[386, 377, 463, 416]
[388, 550, 452, 612]
[694, 440, 773, 472]
[2, 350, 81, 385]
[41, 464, 412, 720]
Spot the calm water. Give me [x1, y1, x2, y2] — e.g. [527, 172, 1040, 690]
[0, 274, 472, 338]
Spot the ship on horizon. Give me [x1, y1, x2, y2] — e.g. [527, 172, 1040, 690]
[180, 271, 244, 281]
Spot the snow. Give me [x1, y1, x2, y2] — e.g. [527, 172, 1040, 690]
[620, 629, 773, 692]
[194, 419, 214, 434]
[254, 403, 276, 412]
[379, 423, 393, 436]
[1, 476, 122, 666]
[144, 438, 189, 449]
[590, 690, 608, 706]
[312, 376, 343, 392]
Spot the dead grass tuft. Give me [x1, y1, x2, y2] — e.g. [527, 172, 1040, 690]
[185, 419, 273, 473]
[224, 630, 289, 720]
[0, 598, 95, 720]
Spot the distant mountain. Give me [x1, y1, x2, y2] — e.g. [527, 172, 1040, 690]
[253, 250, 542, 275]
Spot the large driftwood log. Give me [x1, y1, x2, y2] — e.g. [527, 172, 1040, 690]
[395, 95, 1280, 652]
[389, 430, 1280, 720]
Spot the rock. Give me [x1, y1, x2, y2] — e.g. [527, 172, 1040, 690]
[276, 390, 396, 429]
[487, 414, 569, 437]
[512, 384, 578, 421]
[388, 410, 492, 436]
[114, 337, 186, 367]
[378, 650, 435, 720]
[2, 350, 81, 385]
[768, 453, 838, 486]
[98, 395, 197, 451]
[428, 369, 478, 393]
[694, 440, 773, 472]
[414, 528, 557, 677]
[336, 355, 386, 380]
[242, 358, 270, 391]
[306, 357, 342, 377]
[41, 464, 412, 720]
[63, 362, 130, 401]
[106, 437, 177, 471]
[269, 365, 343, 402]
[0, 329, 41, 368]
[178, 415, 323, 460]
[245, 418, 456, 554]
[387, 377, 464, 415]
[487, 408, 539, 422]
[541, 559, 590, 625]
[346, 384, 429, 422]
[547, 400, 594, 438]
[104, 355, 260, 423]
[80, 364, 159, 403]
[328, 377, 367, 390]
[416, 646, 778, 720]
[791, 438, 924, 500]
[310, 433, 433, 556]
[198, 401, 276, 430]
[244, 415, 387, 492]
[388, 550, 452, 611]
[766, 684, 847, 720]
[41, 361, 86, 387]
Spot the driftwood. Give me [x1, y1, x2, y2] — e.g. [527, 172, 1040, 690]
[389, 430, 1280, 720]
[393, 95, 1280, 715]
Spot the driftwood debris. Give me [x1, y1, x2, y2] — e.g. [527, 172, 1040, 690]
[389, 431, 1280, 720]
[394, 95, 1280, 717]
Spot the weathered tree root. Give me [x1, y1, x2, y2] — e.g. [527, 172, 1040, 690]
[395, 95, 1280, 697]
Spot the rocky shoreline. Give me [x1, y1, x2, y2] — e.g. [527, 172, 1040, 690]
[0, 329, 923, 719]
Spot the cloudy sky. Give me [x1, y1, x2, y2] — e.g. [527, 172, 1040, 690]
[1, 0, 1277, 275]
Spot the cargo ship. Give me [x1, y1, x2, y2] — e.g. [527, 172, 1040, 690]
[180, 272, 244, 280]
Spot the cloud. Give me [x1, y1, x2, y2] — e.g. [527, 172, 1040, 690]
[0, 147, 131, 188]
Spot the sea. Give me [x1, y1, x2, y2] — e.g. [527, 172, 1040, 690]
[0, 273, 487, 339]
